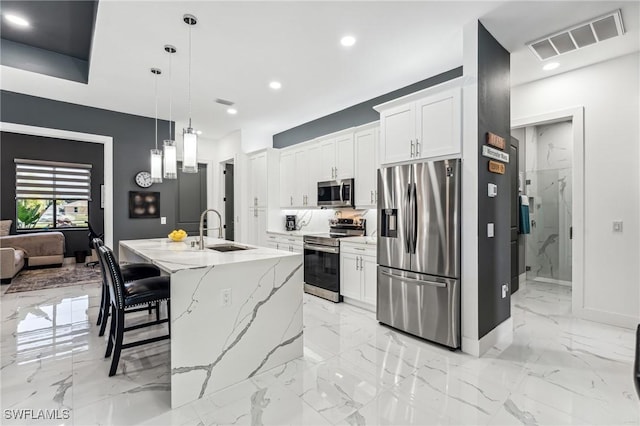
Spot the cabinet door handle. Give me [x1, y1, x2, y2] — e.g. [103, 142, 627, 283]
[375, 190, 378, 203]
[290, 196, 293, 206]
[410, 140, 415, 157]
[355, 257, 360, 270]
[416, 138, 420, 157]
[370, 190, 373, 204]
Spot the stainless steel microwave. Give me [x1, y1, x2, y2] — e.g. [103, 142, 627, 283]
[317, 179, 354, 208]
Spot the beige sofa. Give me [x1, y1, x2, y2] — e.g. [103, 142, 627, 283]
[0, 225, 65, 283]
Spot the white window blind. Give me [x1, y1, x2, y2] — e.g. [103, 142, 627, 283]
[15, 159, 92, 200]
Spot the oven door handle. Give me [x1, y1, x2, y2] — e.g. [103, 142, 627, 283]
[304, 243, 339, 254]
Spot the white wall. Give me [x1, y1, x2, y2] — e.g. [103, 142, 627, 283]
[512, 52, 640, 327]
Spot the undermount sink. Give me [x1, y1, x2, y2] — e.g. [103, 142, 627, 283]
[207, 244, 254, 253]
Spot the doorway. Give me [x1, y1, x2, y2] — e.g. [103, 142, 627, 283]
[223, 162, 235, 241]
[176, 162, 208, 234]
[521, 121, 573, 288]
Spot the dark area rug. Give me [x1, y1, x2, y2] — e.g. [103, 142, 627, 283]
[4, 264, 102, 294]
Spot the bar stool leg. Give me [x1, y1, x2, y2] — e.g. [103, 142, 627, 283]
[98, 292, 111, 337]
[108, 308, 124, 377]
[105, 304, 117, 358]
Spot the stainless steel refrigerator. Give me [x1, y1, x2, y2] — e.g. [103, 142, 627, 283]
[377, 159, 461, 348]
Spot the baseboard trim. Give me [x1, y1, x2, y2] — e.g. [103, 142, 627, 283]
[575, 306, 637, 329]
[63, 257, 76, 265]
[533, 276, 572, 287]
[342, 296, 376, 313]
[462, 317, 513, 357]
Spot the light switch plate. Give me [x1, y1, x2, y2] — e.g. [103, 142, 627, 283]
[613, 221, 623, 232]
[161, 217, 167, 225]
[487, 223, 494, 238]
[488, 183, 498, 198]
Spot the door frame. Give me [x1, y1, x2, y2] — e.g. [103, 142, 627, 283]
[512, 106, 584, 317]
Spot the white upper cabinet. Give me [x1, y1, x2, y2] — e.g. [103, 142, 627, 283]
[279, 142, 317, 208]
[380, 103, 415, 164]
[317, 132, 354, 181]
[279, 151, 295, 208]
[415, 88, 461, 159]
[249, 152, 267, 208]
[334, 133, 354, 179]
[319, 138, 336, 181]
[375, 79, 462, 165]
[354, 124, 379, 208]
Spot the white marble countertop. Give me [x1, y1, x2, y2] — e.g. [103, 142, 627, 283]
[340, 236, 378, 246]
[119, 237, 299, 273]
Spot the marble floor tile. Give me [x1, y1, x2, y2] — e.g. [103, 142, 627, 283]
[0, 280, 638, 425]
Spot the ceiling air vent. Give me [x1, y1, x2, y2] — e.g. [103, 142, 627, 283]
[528, 9, 624, 61]
[215, 98, 235, 106]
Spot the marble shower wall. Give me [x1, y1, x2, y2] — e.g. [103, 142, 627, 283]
[524, 121, 573, 283]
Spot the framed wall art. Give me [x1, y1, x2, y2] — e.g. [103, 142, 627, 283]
[129, 191, 160, 218]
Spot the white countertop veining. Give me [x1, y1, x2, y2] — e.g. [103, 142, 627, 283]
[340, 236, 378, 246]
[119, 237, 299, 273]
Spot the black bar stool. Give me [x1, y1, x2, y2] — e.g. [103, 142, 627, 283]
[98, 245, 171, 377]
[94, 238, 162, 336]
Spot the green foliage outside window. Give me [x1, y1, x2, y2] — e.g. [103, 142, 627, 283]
[16, 200, 51, 229]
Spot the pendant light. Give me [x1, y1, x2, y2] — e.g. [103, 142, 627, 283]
[163, 45, 177, 179]
[182, 14, 198, 174]
[150, 67, 163, 183]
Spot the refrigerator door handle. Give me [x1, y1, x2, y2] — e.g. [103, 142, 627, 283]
[404, 183, 412, 253]
[380, 270, 447, 287]
[411, 182, 418, 254]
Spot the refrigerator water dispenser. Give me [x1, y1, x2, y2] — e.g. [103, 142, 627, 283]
[381, 209, 398, 238]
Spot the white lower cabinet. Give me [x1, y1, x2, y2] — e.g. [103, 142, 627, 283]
[247, 208, 267, 247]
[266, 233, 303, 253]
[340, 243, 377, 310]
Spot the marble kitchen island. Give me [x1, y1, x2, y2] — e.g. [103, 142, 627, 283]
[119, 237, 303, 408]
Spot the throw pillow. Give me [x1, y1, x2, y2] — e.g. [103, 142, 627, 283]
[0, 220, 11, 236]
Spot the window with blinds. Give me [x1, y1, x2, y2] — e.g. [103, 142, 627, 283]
[15, 159, 92, 230]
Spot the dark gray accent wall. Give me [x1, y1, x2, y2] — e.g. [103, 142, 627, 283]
[476, 22, 511, 338]
[273, 67, 463, 148]
[1, 90, 177, 254]
[1, 132, 103, 255]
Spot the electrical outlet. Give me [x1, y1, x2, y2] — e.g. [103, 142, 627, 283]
[161, 216, 167, 225]
[221, 289, 232, 307]
[502, 283, 509, 298]
[487, 223, 494, 238]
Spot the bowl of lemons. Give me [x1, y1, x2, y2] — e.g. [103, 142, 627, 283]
[168, 229, 188, 242]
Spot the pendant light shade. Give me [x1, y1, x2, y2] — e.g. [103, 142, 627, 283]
[182, 128, 198, 173]
[163, 45, 177, 179]
[163, 140, 177, 179]
[182, 14, 198, 174]
[151, 149, 163, 182]
[150, 67, 163, 183]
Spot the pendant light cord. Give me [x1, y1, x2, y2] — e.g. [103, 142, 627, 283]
[154, 71, 159, 150]
[188, 22, 192, 129]
[169, 51, 173, 140]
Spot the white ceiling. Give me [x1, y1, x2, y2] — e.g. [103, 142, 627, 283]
[1, 1, 638, 145]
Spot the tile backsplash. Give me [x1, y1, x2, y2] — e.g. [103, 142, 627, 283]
[279, 208, 377, 236]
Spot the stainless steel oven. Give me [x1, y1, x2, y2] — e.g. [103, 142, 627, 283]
[303, 236, 341, 302]
[317, 179, 354, 208]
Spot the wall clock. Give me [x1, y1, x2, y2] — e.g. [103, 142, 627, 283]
[134, 171, 153, 188]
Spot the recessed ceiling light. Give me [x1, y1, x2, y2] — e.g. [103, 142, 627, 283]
[340, 35, 356, 47]
[227, 108, 237, 115]
[543, 62, 560, 71]
[5, 14, 29, 27]
[269, 81, 282, 90]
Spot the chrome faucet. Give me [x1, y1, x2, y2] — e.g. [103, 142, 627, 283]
[199, 209, 223, 250]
